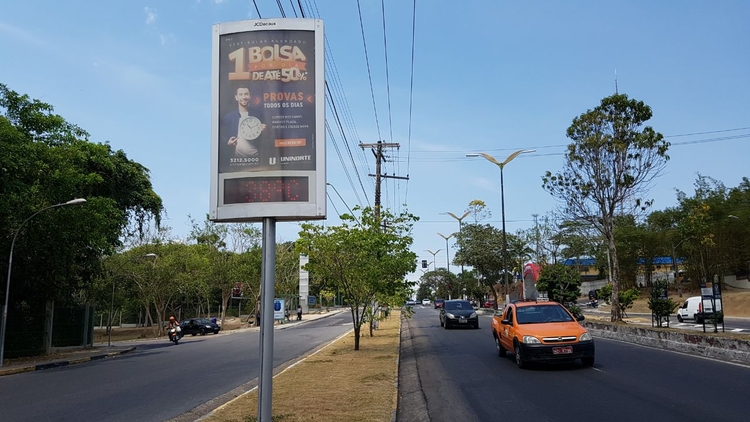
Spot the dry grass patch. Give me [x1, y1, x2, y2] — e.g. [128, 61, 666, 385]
[205, 310, 402, 422]
[588, 287, 750, 318]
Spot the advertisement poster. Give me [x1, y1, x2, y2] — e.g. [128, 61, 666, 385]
[210, 18, 325, 223]
[218, 27, 317, 174]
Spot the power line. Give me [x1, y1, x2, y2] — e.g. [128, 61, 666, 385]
[326, 120, 364, 206]
[665, 126, 750, 138]
[275, 0, 287, 17]
[356, 0, 382, 142]
[325, 87, 370, 206]
[380, 0, 394, 145]
[376, 0, 410, 215]
[404, 0, 417, 205]
[295, 0, 372, 207]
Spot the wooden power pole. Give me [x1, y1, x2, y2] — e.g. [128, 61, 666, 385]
[359, 140, 409, 222]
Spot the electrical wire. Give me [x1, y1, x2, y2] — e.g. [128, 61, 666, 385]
[275, 0, 287, 17]
[380, 0, 394, 145]
[404, 0, 417, 204]
[326, 81, 371, 206]
[302, 0, 373, 206]
[252, 0, 262, 18]
[326, 119, 365, 206]
[356, 0, 382, 142]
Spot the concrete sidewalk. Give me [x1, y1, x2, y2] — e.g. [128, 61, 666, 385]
[0, 308, 347, 377]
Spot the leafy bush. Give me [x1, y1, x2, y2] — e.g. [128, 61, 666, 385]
[598, 283, 613, 304]
[536, 263, 582, 305]
[597, 283, 640, 315]
[565, 303, 582, 317]
[648, 283, 679, 319]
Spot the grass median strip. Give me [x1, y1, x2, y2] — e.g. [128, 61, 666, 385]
[205, 309, 402, 422]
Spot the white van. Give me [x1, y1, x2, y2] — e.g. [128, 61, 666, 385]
[676, 296, 723, 323]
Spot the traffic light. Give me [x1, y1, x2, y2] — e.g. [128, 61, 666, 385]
[421, 260, 427, 269]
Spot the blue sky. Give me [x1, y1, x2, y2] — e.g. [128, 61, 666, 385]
[2, 1, 749, 282]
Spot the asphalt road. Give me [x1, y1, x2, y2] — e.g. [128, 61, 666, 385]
[398, 305, 750, 422]
[0, 312, 353, 422]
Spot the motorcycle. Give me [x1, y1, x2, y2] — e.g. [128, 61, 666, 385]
[168, 326, 182, 344]
[586, 298, 599, 308]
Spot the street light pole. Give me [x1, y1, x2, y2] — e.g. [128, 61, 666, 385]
[437, 233, 455, 274]
[441, 211, 470, 275]
[425, 249, 441, 272]
[1, 198, 86, 367]
[467, 150, 535, 304]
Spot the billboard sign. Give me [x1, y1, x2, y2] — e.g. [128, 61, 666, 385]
[210, 18, 326, 222]
[274, 298, 285, 320]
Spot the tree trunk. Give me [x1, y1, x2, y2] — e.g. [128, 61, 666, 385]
[350, 304, 362, 350]
[608, 234, 623, 322]
[492, 285, 500, 309]
[220, 289, 231, 325]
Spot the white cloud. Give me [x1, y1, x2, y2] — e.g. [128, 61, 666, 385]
[159, 33, 176, 46]
[144, 7, 158, 25]
[0, 22, 46, 46]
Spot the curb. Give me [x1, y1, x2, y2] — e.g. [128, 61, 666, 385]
[0, 346, 137, 377]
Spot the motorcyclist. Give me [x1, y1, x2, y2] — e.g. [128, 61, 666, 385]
[166, 316, 181, 340]
[588, 290, 599, 307]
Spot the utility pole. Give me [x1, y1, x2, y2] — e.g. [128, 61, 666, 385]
[532, 213, 540, 263]
[359, 141, 408, 222]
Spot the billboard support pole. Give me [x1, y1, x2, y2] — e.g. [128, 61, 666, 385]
[258, 217, 276, 421]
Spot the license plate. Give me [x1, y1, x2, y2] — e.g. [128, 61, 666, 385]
[459, 318, 467, 323]
[552, 346, 573, 355]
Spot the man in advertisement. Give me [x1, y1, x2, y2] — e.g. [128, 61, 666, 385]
[222, 85, 268, 159]
[217, 29, 317, 174]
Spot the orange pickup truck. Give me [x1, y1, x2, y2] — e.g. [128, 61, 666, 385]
[491, 300, 595, 368]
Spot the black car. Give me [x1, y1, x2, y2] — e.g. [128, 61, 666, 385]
[439, 299, 479, 329]
[180, 318, 221, 336]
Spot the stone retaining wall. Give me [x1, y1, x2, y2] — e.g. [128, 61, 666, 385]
[584, 321, 750, 365]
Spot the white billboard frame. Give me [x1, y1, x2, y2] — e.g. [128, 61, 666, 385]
[210, 18, 326, 223]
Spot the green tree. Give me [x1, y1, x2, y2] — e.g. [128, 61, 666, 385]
[189, 215, 261, 324]
[465, 199, 491, 223]
[535, 263, 582, 305]
[648, 281, 679, 327]
[415, 279, 435, 301]
[297, 206, 417, 350]
[453, 223, 504, 307]
[542, 93, 669, 321]
[0, 85, 162, 349]
[598, 283, 640, 317]
[454, 223, 530, 307]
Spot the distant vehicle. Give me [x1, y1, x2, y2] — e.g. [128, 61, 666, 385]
[676, 296, 723, 323]
[421, 298, 431, 306]
[483, 300, 496, 308]
[180, 318, 221, 336]
[439, 299, 479, 329]
[434, 299, 445, 309]
[405, 298, 418, 306]
[491, 300, 594, 368]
